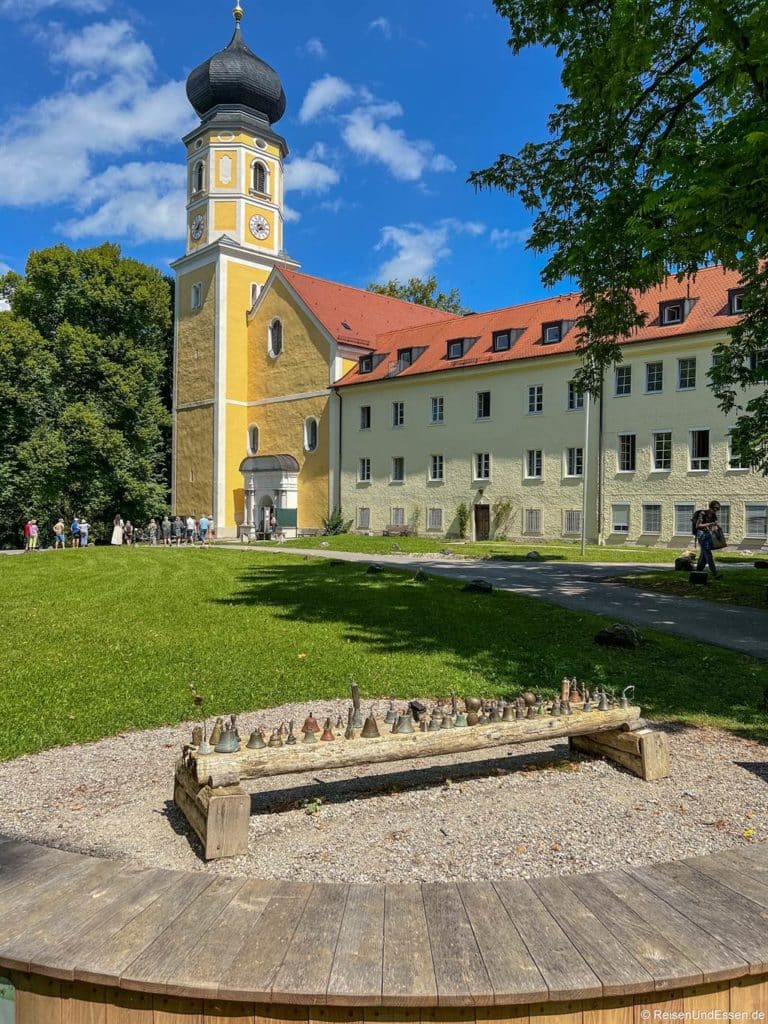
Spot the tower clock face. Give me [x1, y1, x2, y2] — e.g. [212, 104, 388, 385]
[190, 215, 205, 241]
[249, 214, 270, 240]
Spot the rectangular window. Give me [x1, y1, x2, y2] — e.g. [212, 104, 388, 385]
[360, 405, 371, 430]
[690, 429, 710, 471]
[493, 330, 511, 352]
[429, 454, 444, 481]
[674, 503, 695, 535]
[730, 289, 744, 314]
[718, 504, 731, 536]
[612, 504, 630, 534]
[615, 365, 632, 396]
[476, 391, 491, 419]
[391, 457, 405, 482]
[642, 504, 662, 534]
[447, 339, 464, 360]
[749, 350, 768, 376]
[565, 447, 583, 477]
[359, 355, 373, 374]
[678, 357, 697, 390]
[525, 449, 543, 479]
[191, 282, 202, 310]
[528, 385, 543, 414]
[524, 508, 542, 534]
[645, 361, 663, 393]
[543, 323, 562, 344]
[358, 507, 370, 530]
[652, 431, 672, 470]
[397, 348, 413, 368]
[391, 507, 406, 527]
[663, 302, 683, 324]
[564, 510, 582, 535]
[474, 452, 490, 480]
[745, 504, 768, 539]
[427, 507, 443, 531]
[712, 351, 723, 368]
[392, 401, 404, 427]
[358, 458, 371, 482]
[430, 396, 444, 423]
[567, 381, 584, 410]
[728, 435, 744, 469]
[618, 433, 637, 472]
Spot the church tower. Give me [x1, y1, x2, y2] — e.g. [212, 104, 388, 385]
[171, 1, 299, 535]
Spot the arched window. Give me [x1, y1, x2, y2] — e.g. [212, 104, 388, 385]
[248, 425, 260, 455]
[194, 161, 205, 192]
[252, 160, 267, 194]
[268, 318, 283, 357]
[304, 417, 318, 453]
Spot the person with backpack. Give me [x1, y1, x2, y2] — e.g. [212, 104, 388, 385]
[692, 500, 723, 577]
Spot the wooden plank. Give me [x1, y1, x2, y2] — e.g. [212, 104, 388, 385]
[364, 1009, 419, 1024]
[14, 972, 62, 1024]
[419, 1009, 475, 1024]
[61, 981, 106, 1024]
[311, 1007, 363, 1024]
[628, 861, 768, 973]
[530, 878, 653, 997]
[421, 882, 494, 1007]
[0, 849, 100, 937]
[572, 730, 668, 781]
[475, 1007, 530, 1024]
[121, 877, 246, 995]
[582, 995, 633, 1024]
[457, 882, 548, 1004]
[218, 884, 314, 1002]
[529, 1000, 581, 1024]
[562, 875, 703, 989]
[729, 974, 768, 1012]
[596, 869, 748, 984]
[685, 851, 768, 909]
[0, 841, 78, 896]
[382, 883, 438, 1008]
[204, 999, 255, 1022]
[327, 884, 385, 1006]
[162, 880, 272, 998]
[681, 981, 729, 1014]
[631, 991, 683, 1024]
[104, 988, 154, 1024]
[192, 707, 642, 784]
[255, 1005, 309, 1024]
[72, 872, 213, 987]
[270, 883, 350, 1005]
[152, 994, 204, 1023]
[494, 879, 602, 1001]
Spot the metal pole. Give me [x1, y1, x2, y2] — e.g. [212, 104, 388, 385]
[581, 390, 591, 557]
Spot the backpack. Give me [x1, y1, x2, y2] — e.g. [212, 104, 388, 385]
[691, 509, 707, 536]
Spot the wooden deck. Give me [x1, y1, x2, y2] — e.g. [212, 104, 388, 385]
[1, 836, 767, 1011]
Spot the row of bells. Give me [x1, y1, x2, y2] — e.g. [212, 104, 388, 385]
[192, 685, 628, 755]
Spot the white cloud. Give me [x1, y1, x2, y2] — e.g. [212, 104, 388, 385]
[283, 205, 301, 223]
[0, 0, 108, 13]
[51, 19, 154, 78]
[58, 162, 186, 242]
[299, 75, 356, 123]
[375, 219, 485, 281]
[284, 157, 340, 194]
[490, 227, 532, 250]
[0, 262, 10, 311]
[341, 104, 455, 181]
[320, 198, 357, 214]
[301, 37, 326, 59]
[369, 17, 392, 39]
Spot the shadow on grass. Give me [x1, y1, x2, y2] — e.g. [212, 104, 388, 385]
[487, 554, 566, 563]
[214, 561, 768, 743]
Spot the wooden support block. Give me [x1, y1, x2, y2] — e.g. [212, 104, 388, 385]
[570, 728, 669, 781]
[174, 762, 250, 860]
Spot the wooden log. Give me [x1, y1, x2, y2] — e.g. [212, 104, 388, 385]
[173, 763, 249, 860]
[191, 706, 641, 785]
[570, 728, 669, 781]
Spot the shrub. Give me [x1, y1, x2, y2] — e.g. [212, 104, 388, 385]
[322, 507, 353, 535]
[456, 502, 470, 539]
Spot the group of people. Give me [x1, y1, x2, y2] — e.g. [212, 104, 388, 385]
[24, 517, 91, 550]
[110, 514, 214, 547]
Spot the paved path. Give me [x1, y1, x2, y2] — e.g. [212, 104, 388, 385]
[237, 545, 767, 660]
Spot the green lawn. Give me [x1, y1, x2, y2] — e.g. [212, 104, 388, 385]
[270, 534, 754, 564]
[616, 567, 768, 609]
[1, 547, 767, 761]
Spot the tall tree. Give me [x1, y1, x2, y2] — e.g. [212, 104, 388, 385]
[471, 0, 768, 470]
[368, 275, 467, 314]
[0, 244, 172, 546]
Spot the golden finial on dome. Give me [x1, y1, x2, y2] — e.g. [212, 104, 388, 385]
[233, 0, 243, 24]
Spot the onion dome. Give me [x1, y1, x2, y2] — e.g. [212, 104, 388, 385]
[186, 2, 286, 125]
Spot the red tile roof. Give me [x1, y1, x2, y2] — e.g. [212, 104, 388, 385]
[335, 264, 743, 387]
[280, 268, 457, 349]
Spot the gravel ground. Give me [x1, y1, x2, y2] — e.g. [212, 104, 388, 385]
[1, 698, 765, 882]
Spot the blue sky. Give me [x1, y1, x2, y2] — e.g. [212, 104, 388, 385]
[0, 0, 565, 312]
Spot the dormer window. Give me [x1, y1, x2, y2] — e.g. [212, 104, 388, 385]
[251, 160, 268, 194]
[493, 331, 511, 352]
[662, 302, 683, 325]
[398, 348, 413, 368]
[359, 355, 373, 374]
[729, 289, 745, 315]
[542, 320, 570, 344]
[194, 161, 205, 193]
[447, 339, 464, 360]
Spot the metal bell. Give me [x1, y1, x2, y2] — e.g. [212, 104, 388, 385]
[230, 714, 240, 739]
[419, 719, 428, 732]
[396, 714, 415, 734]
[286, 720, 297, 745]
[440, 713, 454, 729]
[551, 698, 562, 717]
[320, 717, 335, 741]
[361, 713, 380, 739]
[268, 729, 283, 747]
[384, 696, 397, 725]
[428, 714, 441, 732]
[502, 703, 516, 723]
[303, 728, 317, 743]
[465, 697, 482, 714]
[215, 727, 240, 753]
[466, 711, 479, 726]
[209, 717, 223, 746]
[454, 711, 468, 727]
[582, 697, 592, 713]
[598, 690, 609, 712]
[563, 698, 572, 716]
[515, 700, 524, 720]
[192, 726, 203, 746]
[569, 680, 580, 704]
[488, 704, 502, 723]
[526, 704, 536, 719]
[247, 729, 266, 749]
[335, 715, 344, 730]
[344, 707, 355, 740]
[197, 736, 213, 755]
[621, 685, 635, 709]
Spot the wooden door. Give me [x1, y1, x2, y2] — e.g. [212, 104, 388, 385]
[474, 504, 490, 541]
